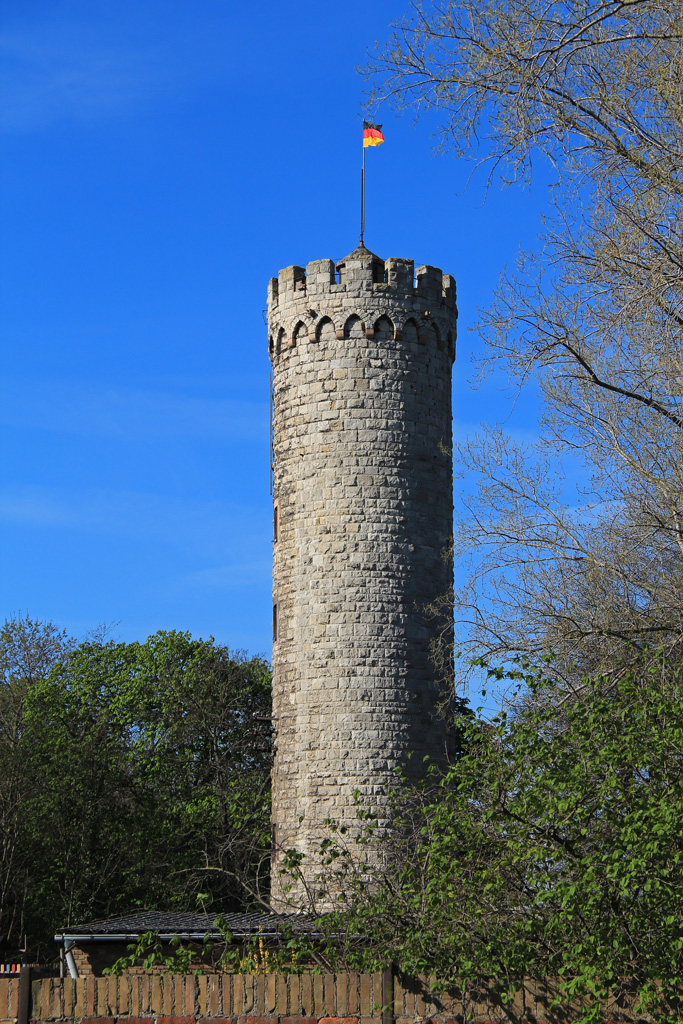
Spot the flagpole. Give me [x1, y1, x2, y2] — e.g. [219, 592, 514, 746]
[360, 121, 383, 247]
[360, 135, 365, 247]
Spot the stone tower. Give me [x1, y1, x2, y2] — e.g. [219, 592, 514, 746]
[267, 243, 457, 905]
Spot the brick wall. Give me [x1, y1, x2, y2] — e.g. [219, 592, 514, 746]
[0, 971, 639, 1024]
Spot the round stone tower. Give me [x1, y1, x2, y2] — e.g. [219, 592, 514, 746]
[267, 243, 457, 906]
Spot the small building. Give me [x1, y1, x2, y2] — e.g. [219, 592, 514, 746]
[55, 911, 313, 977]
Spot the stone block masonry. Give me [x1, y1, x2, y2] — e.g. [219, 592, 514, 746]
[267, 244, 457, 905]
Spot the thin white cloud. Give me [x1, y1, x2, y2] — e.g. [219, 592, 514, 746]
[0, 484, 268, 559]
[0, 25, 171, 131]
[451, 417, 542, 448]
[0, 377, 268, 443]
[0, 2, 241, 134]
[157, 560, 273, 599]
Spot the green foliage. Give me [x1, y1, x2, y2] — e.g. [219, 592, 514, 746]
[104, 931, 195, 975]
[106, 918, 315, 976]
[0, 620, 272, 957]
[214, 921, 311, 974]
[302, 655, 683, 1021]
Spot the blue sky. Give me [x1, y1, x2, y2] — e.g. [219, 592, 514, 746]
[1, 0, 550, 661]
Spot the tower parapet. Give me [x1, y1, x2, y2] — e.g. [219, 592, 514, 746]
[268, 244, 457, 907]
[268, 246, 456, 357]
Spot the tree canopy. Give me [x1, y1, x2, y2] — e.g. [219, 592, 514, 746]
[369, 1, 683, 686]
[304, 654, 683, 1023]
[0, 617, 271, 958]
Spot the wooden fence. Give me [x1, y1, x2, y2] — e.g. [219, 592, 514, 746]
[0, 969, 644, 1024]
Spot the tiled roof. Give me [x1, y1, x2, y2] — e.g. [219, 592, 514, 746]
[56, 911, 320, 940]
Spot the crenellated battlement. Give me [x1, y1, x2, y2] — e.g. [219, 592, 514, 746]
[268, 246, 456, 307]
[267, 244, 457, 363]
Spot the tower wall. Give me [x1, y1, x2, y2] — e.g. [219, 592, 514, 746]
[267, 246, 457, 905]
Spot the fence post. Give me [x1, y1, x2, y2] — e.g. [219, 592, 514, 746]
[17, 966, 31, 1024]
[381, 963, 395, 1024]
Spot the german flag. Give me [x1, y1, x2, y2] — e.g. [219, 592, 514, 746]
[363, 121, 384, 148]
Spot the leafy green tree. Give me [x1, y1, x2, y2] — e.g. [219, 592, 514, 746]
[310, 655, 683, 1022]
[0, 621, 271, 957]
[0, 616, 73, 951]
